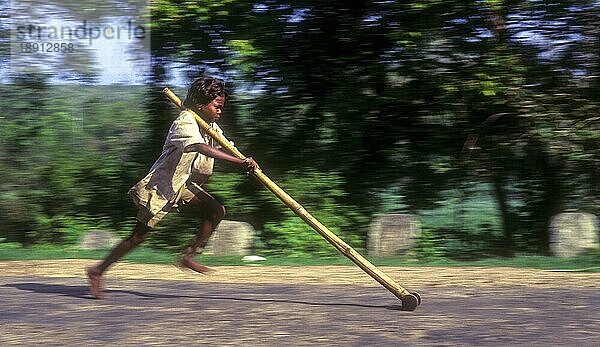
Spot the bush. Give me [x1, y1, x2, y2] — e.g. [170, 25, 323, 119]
[0, 238, 22, 250]
[418, 184, 504, 259]
[415, 228, 445, 260]
[259, 170, 366, 256]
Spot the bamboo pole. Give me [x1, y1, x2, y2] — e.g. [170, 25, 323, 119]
[162, 87, 420, 310]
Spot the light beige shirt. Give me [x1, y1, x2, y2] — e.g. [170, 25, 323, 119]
[128, 110, 223, 216]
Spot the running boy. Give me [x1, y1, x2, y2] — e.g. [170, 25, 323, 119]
[86, 76, 258, 299]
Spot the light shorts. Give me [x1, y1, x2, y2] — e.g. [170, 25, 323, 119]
[135, 182, 206, 228]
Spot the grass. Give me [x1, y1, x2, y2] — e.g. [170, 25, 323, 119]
[372, 255, 600, 272]
[0, 245, 599, 272]
[0, 246, 172, 264]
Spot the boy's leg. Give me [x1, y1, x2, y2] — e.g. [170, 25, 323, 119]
[86, 221, 151, 299]
[178, 189, 225, 274]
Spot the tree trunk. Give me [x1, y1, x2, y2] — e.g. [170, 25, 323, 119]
[526, 139, 564, 254]
[538, 158, 563, 254]
[490, 171, 514, 256]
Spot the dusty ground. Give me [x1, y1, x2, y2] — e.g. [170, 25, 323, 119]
[2, 259, 600, 288]
[1, 260, 599, 346]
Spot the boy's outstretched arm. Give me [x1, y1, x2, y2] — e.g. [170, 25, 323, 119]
[185, 143, 259, 172]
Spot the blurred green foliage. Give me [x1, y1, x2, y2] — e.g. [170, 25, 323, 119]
[259, 170, 365, 256]
[1, 0, 599, 259]
[0, 81, 149, 244]
[418, 184, 504, 259]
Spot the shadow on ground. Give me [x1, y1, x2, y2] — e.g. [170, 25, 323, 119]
[4, 282, 402, 310]
[1, 276, 598, 346]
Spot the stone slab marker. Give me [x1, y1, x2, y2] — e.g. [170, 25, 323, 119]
[368, 214, 421, 257]
[79, 230, 120, 250]
[205, 220, 255, 256]
[550, 212, 599, 257]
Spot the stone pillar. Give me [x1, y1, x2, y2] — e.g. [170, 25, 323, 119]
[205, 220, 255, 256]
[79, 230, 120, 250]
[550, 212, 599, 257]
[368, 214, 420, 257]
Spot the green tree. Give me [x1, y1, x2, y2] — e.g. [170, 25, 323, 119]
[148, 0, 599, 255]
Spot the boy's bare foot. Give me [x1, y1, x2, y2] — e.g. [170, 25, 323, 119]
[176, 256, 215, 275]
[86, 267, 104, 299]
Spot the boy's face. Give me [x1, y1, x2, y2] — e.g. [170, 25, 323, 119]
[198, 95, 225, 123]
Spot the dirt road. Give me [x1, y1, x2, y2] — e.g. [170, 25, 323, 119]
[1, 260, 598, 346]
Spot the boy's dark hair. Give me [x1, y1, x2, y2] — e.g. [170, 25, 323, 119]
[183, 76, 227, 109]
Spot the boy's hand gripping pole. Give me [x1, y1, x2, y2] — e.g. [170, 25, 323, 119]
[162, 87, 421, 311]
